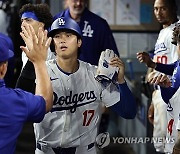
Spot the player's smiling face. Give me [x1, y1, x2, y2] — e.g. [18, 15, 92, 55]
[53, 30, 82, 59]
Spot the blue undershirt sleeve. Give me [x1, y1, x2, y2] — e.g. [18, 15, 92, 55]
[109, 82, 137, 119]
[155, 62, 176, 75]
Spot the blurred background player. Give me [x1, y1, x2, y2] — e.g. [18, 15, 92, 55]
[54, 0, 119, 65]
[54, 0, 119, 134]
[145, 0, 179, 153]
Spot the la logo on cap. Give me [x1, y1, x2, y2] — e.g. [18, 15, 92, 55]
[58, 18, 65, 26]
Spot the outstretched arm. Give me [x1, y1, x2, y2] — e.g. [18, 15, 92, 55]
[137, 51, 176, 75]
[20, 23, 53, 112]
[155, 62, 176, 75]
[137, 52, 156, 68]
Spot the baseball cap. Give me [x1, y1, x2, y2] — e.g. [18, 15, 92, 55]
[48, 17, 82, 38]
[0, 37, 14, 62]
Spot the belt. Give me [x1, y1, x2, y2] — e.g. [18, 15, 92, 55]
[52, 147, 76, 154]
[37, 142, 95, 154]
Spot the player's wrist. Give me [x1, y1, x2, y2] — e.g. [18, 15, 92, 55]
[147, 61, 156, 69]
[33, 61, 46, 70]
[117, 78, 125, 84]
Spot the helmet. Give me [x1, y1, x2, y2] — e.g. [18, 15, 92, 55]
[48, 17, 82, 38]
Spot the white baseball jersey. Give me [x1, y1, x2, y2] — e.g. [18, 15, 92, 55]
[34, 60, 120, 152]
[153, 23, 178, 64]
[151, 21, 178, 153]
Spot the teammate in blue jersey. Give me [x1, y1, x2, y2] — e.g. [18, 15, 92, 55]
[0, 25, 53, 154]
[34, 17, 136, 154]
[54, 0, 119, 66]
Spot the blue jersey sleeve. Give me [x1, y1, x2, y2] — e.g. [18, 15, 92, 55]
[23, 91, 46, 122]
[110, 82, 137, 119]
[155, 62, 177, 75]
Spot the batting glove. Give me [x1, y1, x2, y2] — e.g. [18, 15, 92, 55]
[95, 49, 119, 87]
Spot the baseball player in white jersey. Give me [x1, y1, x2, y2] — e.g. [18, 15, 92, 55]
[137, 37, 180, 154]
[145, 0, 179, 153]
[33, 17, 136, 154]
[137, 47, 180, 154]
[151, 21, 178, 153]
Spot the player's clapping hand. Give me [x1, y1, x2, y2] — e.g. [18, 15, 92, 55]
[137, 52, 156, 68]
[20, 23, 52, 63]
[148, 72, 171, 88]
[110, 57, 125, 84]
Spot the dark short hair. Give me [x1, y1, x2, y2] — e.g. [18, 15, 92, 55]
[19, 3, 53, 30]
[166, 0, 177, 11]
[154, 0, 178, 11]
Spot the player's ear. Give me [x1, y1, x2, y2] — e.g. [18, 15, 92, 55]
[77, 39, 82, 48]
[0, 61, 8, 79]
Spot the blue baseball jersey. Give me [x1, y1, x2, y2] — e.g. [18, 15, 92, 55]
[0, 79, 46, 154]
[54, 8, 119, 65]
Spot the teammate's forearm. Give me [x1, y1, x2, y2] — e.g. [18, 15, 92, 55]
[155, 63, 176, 75]
[110, 82, 137, 119]
[34, 62, 53, 112]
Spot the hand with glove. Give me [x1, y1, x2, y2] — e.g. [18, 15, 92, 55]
[95, 49, 125, 86]
[172, 22, 180, 46]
